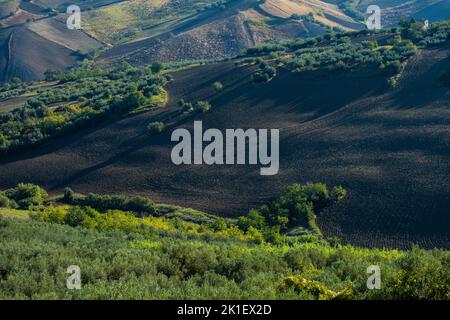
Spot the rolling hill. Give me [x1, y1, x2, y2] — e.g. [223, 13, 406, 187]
[0, 0, 365, 82]
[356, 0, 450, 27]
[96, 0, 364, 66]
[1, 0, 449, 83]
[1, 26, 449, 249]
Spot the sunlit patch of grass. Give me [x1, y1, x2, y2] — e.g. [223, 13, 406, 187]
[0, 208, 29, 220]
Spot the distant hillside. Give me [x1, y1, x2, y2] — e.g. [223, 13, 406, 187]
[96, 0, 363, 66]
[0, 0, 19, 18]
[0, 26, 78, 82]
[356, 0, 450, 27]
[0, 0, 449, 82]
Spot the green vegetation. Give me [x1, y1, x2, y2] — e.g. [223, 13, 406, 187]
[195, 101, 212, 113]
[178, 99, 212, 114]
[213, 81, 223, 93]
[0, 182, 448, 300]
[290, 13, 316, 23]
[245, 20, 450, 84]
[400, 19, 450, 47]
[150, 61, 164, 74]
[0, 205, 448, 299]
[0, 183, 48, 209]
[337, 0, 365, 22]
[64, 192, 158, 217]
[147, 121, 166, 134]
[0, 62, 168, 154]
[1, 182, 346, 243]
[252, 59, 277, 83]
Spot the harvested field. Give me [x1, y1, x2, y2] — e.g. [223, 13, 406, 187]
[32, 0, 123, 11]
[260, 0, 361, 29]
[0, 95, 28, 112]
[28, 17, 103, 52]
[0, 0, 19, 18]
[1, 45, 449, 249]
[261, 0, 312, 18]
[0, 26, 78, 82]
[1, 8, 39, 26]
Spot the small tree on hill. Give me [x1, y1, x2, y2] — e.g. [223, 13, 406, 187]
[151, 61, 164, 74]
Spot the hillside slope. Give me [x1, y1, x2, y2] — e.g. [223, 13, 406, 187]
[0, 26, 78, 82]
[97, 0, 362, 65]
[1, 42, 449, 249]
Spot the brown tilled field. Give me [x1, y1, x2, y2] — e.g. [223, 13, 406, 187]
[0, 26, 78, 82]
[1, 47, 450, 249]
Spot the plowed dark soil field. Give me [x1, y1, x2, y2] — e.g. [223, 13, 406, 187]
[1, 47, 449, 249]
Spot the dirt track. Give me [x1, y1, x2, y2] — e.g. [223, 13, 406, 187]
[1, 48, 450, 249]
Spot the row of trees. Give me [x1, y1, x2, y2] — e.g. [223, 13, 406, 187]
[0, 62, 168, 154]
[1, 182, 346, 244]
[242, 20, 449, 84]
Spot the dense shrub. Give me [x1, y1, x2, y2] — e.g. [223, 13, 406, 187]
[0, 216, 447, 300]
[213, 81, 223, 93]
[194, 101, 211, 113]
[4, 183, 48, 209]
[73, 193, 157, 216]
[63, 187, 75, 202]
[0, 63, 167, 154]
[147, 121, 165, 134]
[331, 185, 347, 202]
[252, 65, 277, 83]
[150, 61, 164, 74]
[0, 193, 13, 208]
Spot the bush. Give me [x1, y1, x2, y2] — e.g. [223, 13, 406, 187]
[147, 121, 165, 134]
[179, 99, 194, 113]
[213, 81, 223, 93]
[64, 206, 86, 227]
[386, 247, 450, 299]
[237, 209, 265, 232]
[331, 185, 347, 202]
[252, 65, 277, 83]
[5, 183, 48, 209]
[0, 193, 11, 208]
[63, 187, 75, 202]
[302, 183, 330, 211]
[281, 275, 338, 299]
[388, 78, 398, 89]
[194, 101, 211, 113]
[151, 61, 163, 74]
[76, 193, 157, 216]
[31, 205, 67, 224]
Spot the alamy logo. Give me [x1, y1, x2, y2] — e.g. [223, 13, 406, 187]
[171, 121, 279, 175]
[366, 5, 381, 30]
[367, 265, 381, 290]
[66, 5, 81, 30]
[66, 265, 81, 290]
